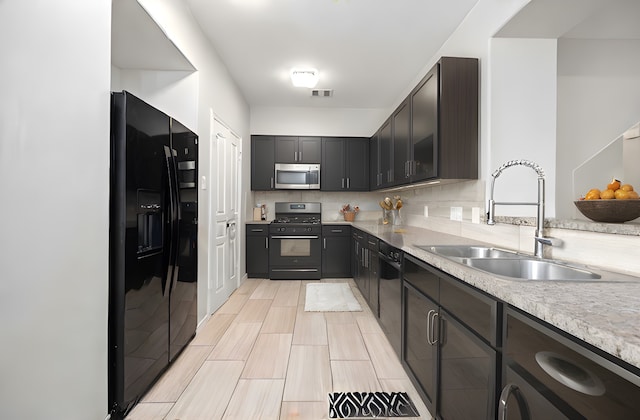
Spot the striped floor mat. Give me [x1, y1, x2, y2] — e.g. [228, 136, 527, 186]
[328, 392, 420, 418]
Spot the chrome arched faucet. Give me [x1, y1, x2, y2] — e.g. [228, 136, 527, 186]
[487, 159, 554, 258]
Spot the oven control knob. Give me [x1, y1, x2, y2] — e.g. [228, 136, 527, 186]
[306, 227, 312, 232]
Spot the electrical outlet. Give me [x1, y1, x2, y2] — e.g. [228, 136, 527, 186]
[450, 207, 462, 221]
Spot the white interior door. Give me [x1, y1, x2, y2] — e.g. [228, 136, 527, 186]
[208, 115, 240, 314]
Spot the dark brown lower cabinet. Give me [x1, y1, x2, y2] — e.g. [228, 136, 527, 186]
[404, 284, 438, 411]
[351, 228, 379, 314]
[403, 255, 497, 420]
[246, 224, 268, 278]
[438, 309, 496, 420]
[502, 307, 640, 419]
[321, 225, 351, 278]
[403, 252, 640, 420]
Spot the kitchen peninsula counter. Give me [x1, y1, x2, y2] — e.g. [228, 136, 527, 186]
[351, 221, 640, 372]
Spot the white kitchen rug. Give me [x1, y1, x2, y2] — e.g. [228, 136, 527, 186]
[304, 283, 362, 312]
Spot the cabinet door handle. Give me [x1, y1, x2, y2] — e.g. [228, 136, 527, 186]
[498, 383, 531, 420]
[426, 310, 439, 345]
[299, 151, 302, 161]
[270, 177, 274, 189]
[431, 312, 439, 344]
[347, 178, 350, 189]
[342, 178, 345, 189]
[265, 237, 269, 249]
[294, 151, 298, 161]
[324, 238, 327, 249]
[426, 310, 435, 345]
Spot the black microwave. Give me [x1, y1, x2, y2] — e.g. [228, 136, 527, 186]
[274, 163, 320, 189]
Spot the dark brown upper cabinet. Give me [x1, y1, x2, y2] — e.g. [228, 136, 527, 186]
[369, 132, 379, 190]
[409, 65, 438, 182]
[321, 137, 369, 191]
[274, 136, 321, 163]
[412, 57, 478, 182]
[371, 56, 478, 190]
[392, 99, 411, 186]
[373, 118, 393, 189]
[251, 135, 275, 191]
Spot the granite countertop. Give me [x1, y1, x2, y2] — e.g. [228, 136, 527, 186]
[352, 221, 640, 372]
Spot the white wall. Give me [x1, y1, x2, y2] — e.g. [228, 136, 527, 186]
[0, 1, 111, 419]
[111, 67, 200, 132]
[397, 0, 531, 179]
[488, 38, 558, 217]
[250, 0, 532, 222]
[557, 38, 640, 218]
[251, 106, 388, 137]
[137, 0, 251, 323]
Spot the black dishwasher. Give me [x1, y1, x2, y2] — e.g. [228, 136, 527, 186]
[378, 240, 403, 358]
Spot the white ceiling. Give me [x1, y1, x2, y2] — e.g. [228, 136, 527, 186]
[184, 0, 479, 109]
[112, 0, 639, 111]
[495, 0, 640, 40]
[112, 0, 194, 71]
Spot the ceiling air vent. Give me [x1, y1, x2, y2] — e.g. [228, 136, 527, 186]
[311, 89, 333, 97]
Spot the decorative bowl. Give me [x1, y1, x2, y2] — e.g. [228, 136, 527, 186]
[574, 200, 640, 223]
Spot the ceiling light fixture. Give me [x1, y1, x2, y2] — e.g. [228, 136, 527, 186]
[290, 68, 319, 88]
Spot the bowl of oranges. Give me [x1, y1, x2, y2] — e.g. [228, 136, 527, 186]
[575, 179, 640, 223]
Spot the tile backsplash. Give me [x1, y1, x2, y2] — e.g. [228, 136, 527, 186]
[252, 179, 640, 277]
[252, 180, 485, 223]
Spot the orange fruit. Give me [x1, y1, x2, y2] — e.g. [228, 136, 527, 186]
[615, 189, 631, 200]
[621, 184, 634, 192]
[600, 189, 615, 199]
[585, 189, 601, 200]
[628, 191, 639, 199]
[607, 178, 621, 190]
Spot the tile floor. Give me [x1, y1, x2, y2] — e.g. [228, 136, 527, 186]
[126, 278, 432, 419]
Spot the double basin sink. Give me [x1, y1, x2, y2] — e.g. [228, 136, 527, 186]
[416, 245, 603, 281]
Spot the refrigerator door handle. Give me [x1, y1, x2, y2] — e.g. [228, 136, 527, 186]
[169, 149, 182, 293]
[164, 146, 179, 296]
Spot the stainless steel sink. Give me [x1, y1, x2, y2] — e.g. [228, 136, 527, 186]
[464, 257, 602, 281]
[416, 244, 603, 281]
[416, 245, 519, 259]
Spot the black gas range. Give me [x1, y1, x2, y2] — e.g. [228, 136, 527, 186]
[269, 202, 322, 279]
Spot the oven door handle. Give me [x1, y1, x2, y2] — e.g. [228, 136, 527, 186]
[271, 235, 319, 240]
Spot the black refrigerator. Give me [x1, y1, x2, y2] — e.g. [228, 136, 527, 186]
[108, 91, 198, 418]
